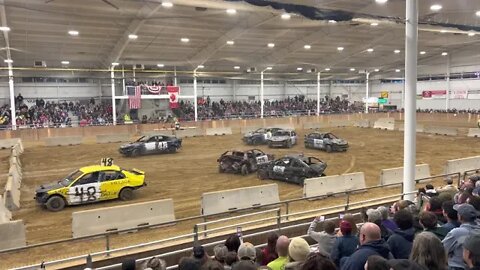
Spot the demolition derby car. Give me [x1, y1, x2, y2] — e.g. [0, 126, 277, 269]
[267, 129, 298, 148]
[218, 149, 274, 175]
[34, 161, 146, 211]
[304, 132, 349, 152]
[119, 135, 182, 157]
[242, 127, 283, 145]
[257, 155, 327, 185]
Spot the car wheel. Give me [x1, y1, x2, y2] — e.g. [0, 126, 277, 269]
[287, 141, 292, 148]
[257, 169, 268, 180]
[326, 145, 332, 153]
[131, 148, 140, 157]
[268, 142, 273, 148]
[218, 165, 225, 173]
[119, 187, 134, 201]
[45, 196, 66, 212]
[241, 164, 249, 176]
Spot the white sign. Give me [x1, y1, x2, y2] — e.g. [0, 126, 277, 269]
[451, 90, 468, 99]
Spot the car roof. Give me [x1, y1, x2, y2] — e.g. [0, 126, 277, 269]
[80, 165, 121, 173]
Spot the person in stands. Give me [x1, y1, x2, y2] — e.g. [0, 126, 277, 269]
[419, 211, 448, 240]
[463, 233, 480, 270]
[285, 237, 311, 270]
[442, 200, 461, 232]
[267, 236, 289, 270]
[330, 220, 359, 267]
[387, 209, 415, 259]
[307, 217, 336, 255]
[410, 231, 447, 270]
[300, 252, 336, 270]
[260, 232, 278, 265]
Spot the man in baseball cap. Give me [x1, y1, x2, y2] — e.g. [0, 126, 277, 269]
[463, 233, 480, 270]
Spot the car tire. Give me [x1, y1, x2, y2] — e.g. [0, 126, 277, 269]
[257, 169, 268, 180]
[131, 148, 140, 157]
[287, 141, 292, 148]
[241, 164, 249, 176]
[326, 145, 332, 153]
[119, 187, 134, 201]
[219, 165, 225, 173]
[45, 196, 66, 212]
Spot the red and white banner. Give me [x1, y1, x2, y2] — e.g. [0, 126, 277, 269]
[143, 85, 163, 95]
[422, 90, 446, 99]
[167, 86, 179, 109]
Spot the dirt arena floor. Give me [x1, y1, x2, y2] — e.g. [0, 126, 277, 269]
[2, 125, 480, 268]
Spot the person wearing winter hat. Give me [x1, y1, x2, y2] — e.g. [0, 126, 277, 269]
[142, 257, 166, 270]
[330, 220, 359, 267]
[192, 245, 208, 265]
[237, 242, 256, 261]
[463, 233, 480, 270]
[443, 203, 480, 270]
[122, 259, 137, 270]
[213, 244, 228, 265]
[284, 237, 311, 270]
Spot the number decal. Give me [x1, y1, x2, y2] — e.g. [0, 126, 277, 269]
[313, 139, 323, 148]
[145, 142, 156, 151]
[69, 183, 100, 204]
[159, 142, 168, 150]
[101, 157, 113, 166]
[256, 155, 268, 164]
[273, 166, 285, 174]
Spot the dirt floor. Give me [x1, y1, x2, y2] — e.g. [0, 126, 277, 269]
[2, 126, 480, 268]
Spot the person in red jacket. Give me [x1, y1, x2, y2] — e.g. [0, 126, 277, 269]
[260, 232, 279, 265]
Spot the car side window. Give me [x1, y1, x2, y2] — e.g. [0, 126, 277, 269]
[101, 170, 125, 182]
[147, 136, 157, 142]
[73, 172, 99, 186]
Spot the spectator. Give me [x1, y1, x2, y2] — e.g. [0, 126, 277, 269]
[442, 200, 461, 232]
[463, 233, 480, 270]
[307, 217, 336, 255]
[437, 178, 458, 196]
[419, 211, 448, 240]
[225, 252, 238, 270]
[367, 208, 392, 241]
[443, 204, 480, 269]
[122, 259, 137, 270]
[410, 232, 447, 270]
[237, 242, 256, 262]
[338, 214, 358, 236]
[231, 260, 256, 270]
[390, 200, 414, 214]
[426, 184, 438, 197]
[341, 222, 392, 270]
[213, 244, 228, 265]
[201, 260, 224, 270]
[300, 252, 336, 270]
[260, 232, 278, 265]
[267, 235, 289, 270]
[467, 196, 480, 212]
[285, 237, 311, 270]
[193, 246, 209, 266]
[142, 257, 166, 270]
[427, 196, 448, 225]
[225, 235, 241, 253]
[330, 220, 359, 267]
[387, 259, 427, 270]
[364, 255, 390, 270]
[377, 206, 398, 232]
[387, 209, 415, 259]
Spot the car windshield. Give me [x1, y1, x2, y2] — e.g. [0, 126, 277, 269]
[60, 170, 83, 186]
[274, 131, 289, 136]
[254, 128, 265, 133]
[326, 134, 338, 139]
[135, 136, 147, 142]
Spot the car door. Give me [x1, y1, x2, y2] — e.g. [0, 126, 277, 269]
[67, 172, 101, 205]
[290, 131, 297, 145]
[99, 170, 128, 200]
[144, 136, 158, 153]
[287, 159, 307, 183]
[157, 136, 169, 152]
[272, 158, 289, 180]
[313, 134, 325, 149]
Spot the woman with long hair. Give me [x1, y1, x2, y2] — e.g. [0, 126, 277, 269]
[410, 231, 447, 270]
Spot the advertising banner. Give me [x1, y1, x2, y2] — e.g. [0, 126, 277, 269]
[422, 90, 446, 99]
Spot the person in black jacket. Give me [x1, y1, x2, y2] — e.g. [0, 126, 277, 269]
[463, 233, 480, 270]
[387, 209, 415, 259]
[341, 222, 392, 270]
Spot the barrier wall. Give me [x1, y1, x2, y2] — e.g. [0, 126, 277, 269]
[468, 128, 480, 138]
[424, 126, 458, 136]
[175, 128, 202, 138]
[0, 220, 26, 251]
[445, 156, 480, 174]
[0, 138, 22, 150]
[205, 127, 233, 136]
[303, 122, 324, 130]
[44, 136, 83, 146]
[4, 176, 21, 211]
[0, 195, 12, 223]
[373, 118, 395, 131]
[201, 184, 280, 216]
[379, 164, 431, 186]
[72, 199, 176, 238]
[303, 172, 366, 198]
[328, 121, 352, 128]
[398, 123, 425, 132]
[354, 120, 371, 128]
[96, 134, 131, 144]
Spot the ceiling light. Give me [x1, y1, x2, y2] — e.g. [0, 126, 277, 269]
[430, 4, 442, 11]
[350, 68, 355, 71]
[234, 66, 240, 70]
[61, 61, 70, 65]
[442, 52, 448, 56]
[161, 2, 173, 8]
[367, 48, 374, 52]
[267, 43, 275, 48]
[111, 62, 119, 66]
[128, 34, 138, 40]
[395, 69, 401, 72]
[304, 45, 311, 50]
[337, 47, 344, 51]
[197, 65, 205, 69]
[374, 69, 380, 72]
[375, 0, 388, 4]
[281, 13, 291, 20]
[157, 64, 165, 67]
[328, 20, 337, 23]
[394, 49, 401, 54]
[226, 9, 237, 15]
[324, 68, 331, 71]
[420, 51, 426, 55]
[181, 38, 190, 43]
[266, 67, 273, 70]
[226, 40, 235, 45]
[68, 30, 79, 36]
[468, 32, 476, 37]
[370, 22, 379, 26]
[476, 11, 480, 17]
[4, 59, 13, 63]
[297, 67, 303, 71]
[0, 26, 10, 31]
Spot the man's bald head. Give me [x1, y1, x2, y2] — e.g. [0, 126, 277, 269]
[359, 222, 381, 245]
[276, 235, 290, 257]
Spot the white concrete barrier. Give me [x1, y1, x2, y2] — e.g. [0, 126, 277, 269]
[354, 120, 371, 128]
[373, 118, 395, 130]
[328, 121, 352, 128]
[0, 138, 22, 150]
[303, 172, 366, 198]
[0, 220, 26, 251]
[201, 184, 280, 215]
[398, 123, 425, 132]
[175, 128, 202, 138]
[424, 126, 458, 136]
[72, 199, 176, 238]
[205, 127, 233, 136]
[45, 136, 83, 146]
[467, 128, 480, 138]
[4, 176, 20, 211]
[303, 122, 324, 130]
[379, 164, 431, 186]
[0, 195, 12, 223]
[445, 156, 480, 175]
[96, 134, 131, 144]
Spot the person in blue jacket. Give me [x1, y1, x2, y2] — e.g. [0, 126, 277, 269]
[330, 220, 359, 267]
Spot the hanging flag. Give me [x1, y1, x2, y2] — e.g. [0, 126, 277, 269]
[127, 85, 142, 109]
[144, 85, 162, 94]
[167, 86, 179, 109]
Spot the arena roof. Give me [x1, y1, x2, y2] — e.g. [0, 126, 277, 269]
[1, 0, 480, 79]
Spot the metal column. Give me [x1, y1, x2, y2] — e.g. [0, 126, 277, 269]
[365, 72, 370, 114]
[260, 71, 264, 119]
[122, 66, 126, 96]
[132, 66, 136, 82]
[317, 72, 321, 116]
[111, 68, 117, 125]
[194, 70, 198, 122]
[8, 64, 16, 130]
[174, 66, 177, 86]
[233, 80, 237, 101]
[403, 0, 418, 201]
[446, 55, 450, 111]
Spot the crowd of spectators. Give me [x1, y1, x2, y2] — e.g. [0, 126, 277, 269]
[416, 109, 480, 114]
[111, 174, 480, 270]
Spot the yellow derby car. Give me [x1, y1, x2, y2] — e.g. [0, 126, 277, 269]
[34, 164, 146, 211]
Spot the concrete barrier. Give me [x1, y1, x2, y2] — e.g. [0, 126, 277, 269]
[201, 184, 280, 215]
[303, 172, 366, 198]
[96, 134, 131, 144]
[142, 130, 174, 137]
[373, 118, 395, 130]
[44, 136, 83, 146]
[175, 128, 202, 138]
[445, 156, 480, 174]
[0, 138, 22, 150]
[328, 121, 352, 128]
[205, 127, 233, 136]
[4, 176, 20, 211]
[379, 164, 431, 186]
[72, 199, 176, 238]
[467, 128, 480, 138]
[354, 120, 371, 128]
[424, 126, 458, 136]
[303, 122, 324, 130]
[0, 220, 26, 251]
[0, 195, 12, 223]
[398, 123, 425, 132]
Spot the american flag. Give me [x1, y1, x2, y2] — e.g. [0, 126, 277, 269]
[127, 85, 142, 109]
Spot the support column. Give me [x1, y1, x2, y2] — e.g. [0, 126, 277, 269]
[317, 72, 321, 116]
[132, 66, 136, 82]
[446, 54, 450, 111]
[260, 71, 264, 119]
[403, 0, 418, 201]
[233, 80, 237, 101]
[122, 66, 126, 96]
[194, 70, 198, 122]
[365, 72, 370, 114]
[8, 65, 16, 130]
[111, 68, 117, 125]
[174, 66, 178, 86]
